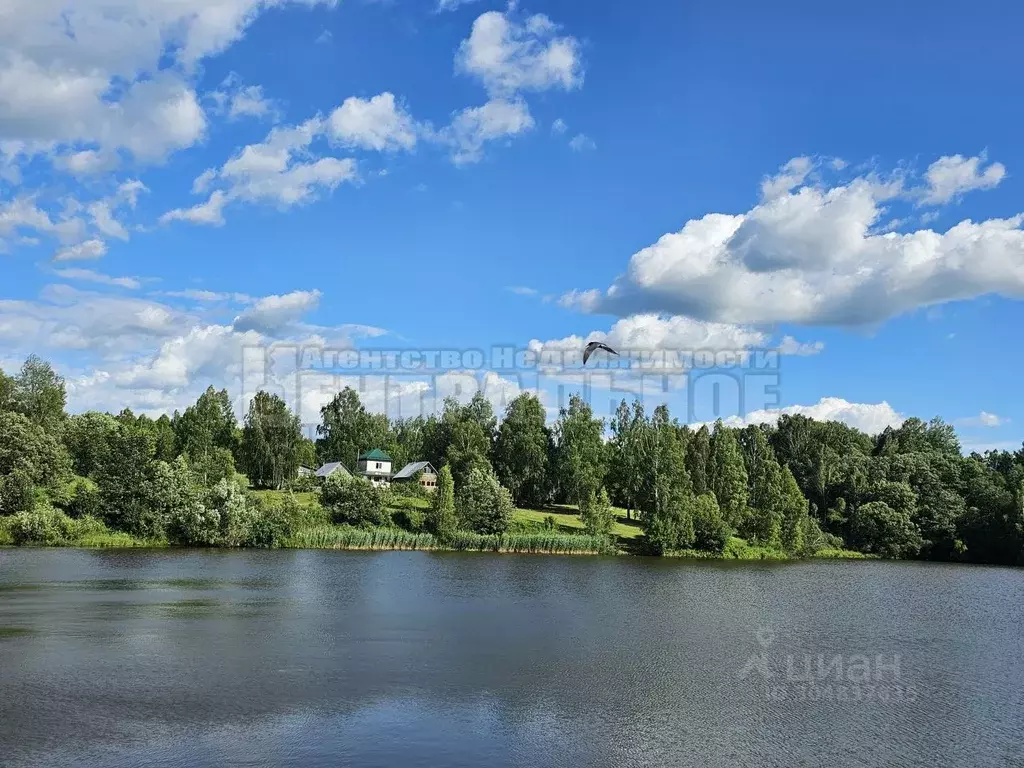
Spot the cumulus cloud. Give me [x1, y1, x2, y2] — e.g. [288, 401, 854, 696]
[233, 290, 323, 333]
[712, 397, 905, 434]
[955, 411, 1007, 428]
[456, 11, 583, 97]
[922, 153, 1006, 205]
[568, 133, 595, 152]
[0, 0, 334, 166]
[209, 75, 278, 121]
[328, 93, 418, 152]
[437, 0, 481, 11]
[443, 98, 534, 165]
[551, 118, 568, 134]
[562, 155, 1024, 326]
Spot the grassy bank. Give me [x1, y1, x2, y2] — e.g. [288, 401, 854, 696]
[284, 525, 615, 555]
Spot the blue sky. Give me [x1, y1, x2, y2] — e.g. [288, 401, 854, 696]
[1, 0, 1023, 452]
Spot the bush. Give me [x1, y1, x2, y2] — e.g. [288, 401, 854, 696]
[9, 504, 76, 545]
[393, 507, 425, 532]
[288, 475, 320, 493]
[579, 489, 615, 537]
[321, 474, 389, 527]
[244, 503, 295, 548]
[0, 469, 34, 516]
[455, 468, 514, 535]
[65, 478, 101, 519]
[167, 503, 221, 546]
[691, 494, 730, 553]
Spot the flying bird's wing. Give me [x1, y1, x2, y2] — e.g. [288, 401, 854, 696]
[583, 341, 618, 365]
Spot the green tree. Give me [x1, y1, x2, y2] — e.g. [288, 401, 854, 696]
[686, 425, 712, 497]
[607, 399, 646, 519]
[316, 387, 389, 469]
[552, 394, 606, 507]
[426, 465, 457, 540]
[580, 487, 615, 537]
[241, 391, 303, 489]
[709, 421, 749, 529]
[455, 467, 513, 534]
[321, 474, 389, 527]
[740, 425, 784, 546]
[691, 493, 730, 553]
[0, 367, 15, 412]
[494, 393, 550, 507]
[848, 500, 923, 558]
[13, 355, 67, 432]
[175, 387, 239, 484]
[96, 417, 159, 537]
[0, 410, 73, 513]
[64, 411, 119, 478]
[779, 466, 810, 554]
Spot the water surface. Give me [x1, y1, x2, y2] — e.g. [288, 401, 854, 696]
[1, 549, 1022, 767]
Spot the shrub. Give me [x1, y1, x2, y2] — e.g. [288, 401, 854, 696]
[9, 504, 76, 545]
[579, 488, 615, 537]
[426, 465, 457, 541]
[0, 469, 34, 516]
[691, 493, 730, 553]
[394, 507, 425, 532]
[321, 474, 389, 527]
[244, 503, 294, 548]
[455, 467, 514, 535]
[288, 475, 320, 493]
[167, 504, 221, 546]
[65, 478, 101, 519]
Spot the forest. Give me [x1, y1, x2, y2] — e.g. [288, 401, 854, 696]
[1, 354, 1022, 565]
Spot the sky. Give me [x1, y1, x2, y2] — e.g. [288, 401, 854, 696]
[1, 0, 1023, 453]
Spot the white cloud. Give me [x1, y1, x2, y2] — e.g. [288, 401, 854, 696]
[52, 268, 141, 290]
[53, 149, 119, 177]
[713, 397, 905, 435]
[761, 156, 812, 201]
[563, 156, 1024, 326]
[328, 93, 418, 152]
[506, 285, 538, 296]
[0, 0, 335, 165]
[438, 0, 481, 11]
[777, 335, 825, 356]
[922, 153, 1005, 205]
[160, 190, 230, 227]
[568, 133, 595, 152]
[162, 289, 255, 304]
[551, 118, 568, 134]
[955, 411, 1007, 428]
[444, 98, 534, 165]
[233, 290, 323, 333]
[53, 239, 107, 262]
[456, 10, 583, 97]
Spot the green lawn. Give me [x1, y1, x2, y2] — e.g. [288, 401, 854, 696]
[248, 489, 319, 510]
[513, 505, 643, 540]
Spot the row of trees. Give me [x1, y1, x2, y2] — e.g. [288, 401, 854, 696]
[314, 385, 1024, 563]
[3, 353, 1023, 563]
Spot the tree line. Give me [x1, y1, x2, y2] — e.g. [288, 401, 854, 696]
[2, 353, 1023, 564]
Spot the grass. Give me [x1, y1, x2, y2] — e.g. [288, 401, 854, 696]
[283, 525, 614, 555]
[513, 505, 643, 540]
[812, 548, 874, 559]
[248, 489, 320, 510]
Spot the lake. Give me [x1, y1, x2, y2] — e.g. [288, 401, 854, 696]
[1, 549, 1022, 767]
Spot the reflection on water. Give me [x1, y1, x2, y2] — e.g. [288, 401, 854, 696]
[1, 549, 1022, 768]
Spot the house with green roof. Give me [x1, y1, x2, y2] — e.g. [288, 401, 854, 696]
[356, 448, 393, 487]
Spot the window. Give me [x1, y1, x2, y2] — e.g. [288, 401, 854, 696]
[375, 462, 381, 469]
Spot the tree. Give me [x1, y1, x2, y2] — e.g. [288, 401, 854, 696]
[426, 465, 457, 540]
[152, 415, 178, 462]
[241, 391, 303, 490]
[848, 500, 923, 558]
[455, 467, 513, 534]
[13, 355, 67, 432]
[321, 474, 389, 527]
[686, 425, 712, 497]
[779, 466, 810, 554]
[552, 394, 605, 507]
[607, 399, 646, 518]
[0, 410, 73, 513]
[709, 421, 748, 529]
[0, 367, 15, 412]
[740, 425, 784, 546]
[691, 493, 730, 553]
[175, 387, 239, 484]
[316, 387, 388, 469]
[96, 418, 158, 537]
[494, 393, 550, 507]
[580, 487, 615, 537]
[65, 412, 120, 478]
[639, 405, 694, 543]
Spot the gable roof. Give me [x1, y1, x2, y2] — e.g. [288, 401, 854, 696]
[315, 462, 352, 478]
[392, 461, 436, 480]
[358, 448, 392, 461]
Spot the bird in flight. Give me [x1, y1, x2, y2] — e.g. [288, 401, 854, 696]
[583, 341, 619, 365]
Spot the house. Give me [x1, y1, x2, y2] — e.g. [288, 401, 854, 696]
[298, 465, 315, 478]
[356, 448, 392, 487]
[315, 461, 352, 480]
[392, 461, 439, 492]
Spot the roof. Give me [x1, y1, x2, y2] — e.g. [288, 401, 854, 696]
[358, 448, 392, 461]
[315, 462, 352, 478]
[392, 461, 436, 480]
